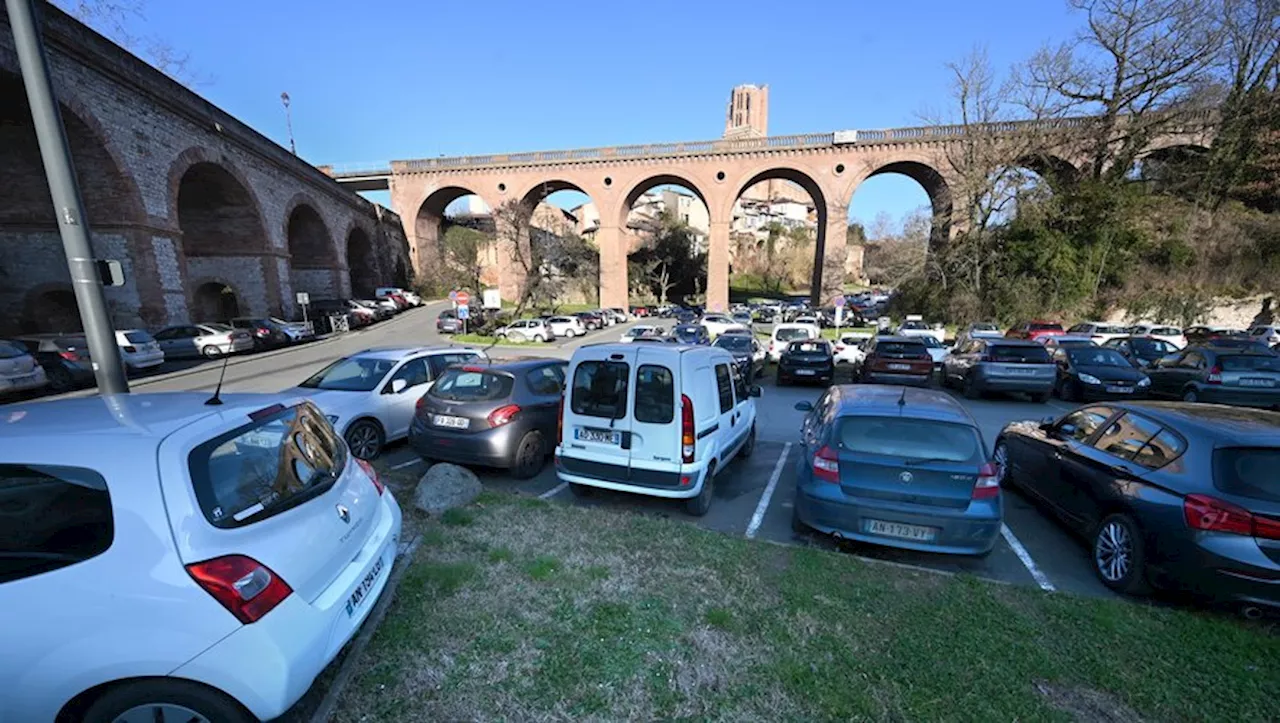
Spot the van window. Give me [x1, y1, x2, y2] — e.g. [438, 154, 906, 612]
[731, 365, 748, 404]
[635, 365, 674, 423]
[0, 464, 113, 583]
[188, 402, 346, 528]
[714, 364, 734, 413]
[571, 361, 629, 419]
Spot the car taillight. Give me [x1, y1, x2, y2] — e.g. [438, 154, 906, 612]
[1206, 366, 1223, 384]
[488, 404, 521, 427]
[557, 395, 564, 445]
[356, 457, 385, 495]
[1184, 494, 1278, 539]
[813, 445, 840, 483]
[415, 394, 428, 415]
[185, 555, 292, 624]
[973, 463, 1001, 499]
[123, 345, 137, 353]
[681, 394, 695, 463]
[255, 328, 270, 337]
[58, 350, 78, 361]
[835, 345, 845, 352]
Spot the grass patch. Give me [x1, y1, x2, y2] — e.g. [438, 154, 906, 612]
[440, 508, 475, 526]
[452, 333, 545, 347]
[336, 492, 1280, 723]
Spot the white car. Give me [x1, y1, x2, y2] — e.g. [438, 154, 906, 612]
[895, 316, 946, 343]
[557, 343, 758, 516]
[1127, 324, 1185, 349]
[155, 323, 256, 360]
[496, 319, 553, 342]
[965, 322, 1004, 340]
[768, 323, 820, 362]
[377, 287, 422, 306]
[1065, 321, 1129, 345]
[621, 324, 664, 343]
[1248, 325, 1280, 347]
[293, 346, 485, 459]
[833, 333, 870, 367]
[0, 338, 48, 398]
[546, 315, 587, 338]
[699, 314, 746, 338]
[0, 393, 402, 723]
[116, 329, 165, 370]
[917, 335, 950, 367]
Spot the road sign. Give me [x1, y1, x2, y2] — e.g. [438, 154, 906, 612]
[448, 290, 458, 302]
[96, 259, 125, 287]
[833, 294, 846, 308]
[483, 288, 501, 310]
[295, 291, 310, 306]
[455, 290, 471, 306]
[457, 304, 470, 320]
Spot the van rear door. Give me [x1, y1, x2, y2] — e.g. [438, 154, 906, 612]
[629, 346, 682, 483]
[562, 346, 635, 475]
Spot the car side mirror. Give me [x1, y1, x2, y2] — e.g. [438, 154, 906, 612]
[750, 385, 762, 398]
[390, 378, 408, 394]
[794, 401, 813, 412]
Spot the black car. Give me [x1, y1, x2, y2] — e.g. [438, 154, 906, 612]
[229, 317, 291, 349]
[713, 333, 764, 379]
[410, 358, 567, 478]
[778, 339, 835, 386]
[995, 403, 1280, 612]
[15, 335, 97, 392]
[1052, 346, 1152, 401]
[1146, 347, 1280, 408]
[1103, 336, 1181, 369]
[671, 324, 710, 345]
[575, 311, 604, 331]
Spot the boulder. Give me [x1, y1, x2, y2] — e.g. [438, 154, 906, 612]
[413, 463, 482, 515]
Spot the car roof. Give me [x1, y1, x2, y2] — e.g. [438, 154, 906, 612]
[577, 342, 725, 356]
[351, 345, 475, 360]
[1110, 402, 1280, 445]
[832, 385, 976, 425]
[986, 338, 1044, 347]
[0, 392, 288, 442]
[462, 356, 564, 372]
[871, 335, 925, 344]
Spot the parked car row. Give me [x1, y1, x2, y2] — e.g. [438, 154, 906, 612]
[438, 307, 632, 341]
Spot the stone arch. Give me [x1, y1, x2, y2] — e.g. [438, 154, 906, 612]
[730, 167, 832, 304]
[285, 198, 339, 299]
[190, 278, 243, 323]
[346, 225, 377, 297]
[20, 283, 81, 334]
[167, 147, 269, 242]
[613, 173, 714, 309]
[512, 179, 601, 306]
[412, 185, 496, 289]
[1015, 153, 1080, 188]
[617, 173, 711, 229]
[849, 158, 953, 248]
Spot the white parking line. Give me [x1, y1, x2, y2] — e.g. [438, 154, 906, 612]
[746, 442, 792, 539]
[389, 458, 423, 470]
[1000, 523, 1056, 592]
[539, 482, 568, 500]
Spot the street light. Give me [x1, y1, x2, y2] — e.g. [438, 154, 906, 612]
[280, 91, 296, 155]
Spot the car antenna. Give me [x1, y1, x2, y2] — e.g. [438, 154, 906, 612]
[205, 354, 231, 406]
[897, 386, 908, 409]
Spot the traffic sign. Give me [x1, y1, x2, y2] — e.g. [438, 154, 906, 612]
[833, 294, 846, 308]
[457, 305, 470, 320]
[455, 290, 471, 306]
[448, 290, 458, 302]
[295, 291, 310, 306]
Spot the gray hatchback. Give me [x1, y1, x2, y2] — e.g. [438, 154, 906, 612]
[943, 338, 1056, 402]
[792, 385, 1002, 555]
[409, 358, 567, 478]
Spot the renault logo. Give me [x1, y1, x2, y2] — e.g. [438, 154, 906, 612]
[899, 471, 914, 484]
[336, 504, 350, 524]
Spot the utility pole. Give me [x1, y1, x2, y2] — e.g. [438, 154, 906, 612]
[281, 91, 296, 155]
[6, 0, 128, 394]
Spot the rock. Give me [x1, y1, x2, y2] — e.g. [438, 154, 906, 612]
[413, 463, 482, 515]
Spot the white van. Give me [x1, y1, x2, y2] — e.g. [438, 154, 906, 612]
[768, 323, 820, 362]
[556, 343, 759, 515]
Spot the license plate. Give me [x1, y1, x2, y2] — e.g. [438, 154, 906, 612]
[1005, 367, 1037, 376]
[1105, 386, 1132, 393]
[888, 363, 911, 371]
[796, 368, 816, 376]
[345, 555, 385, 617]
[865, 519, 937, 542]
[1239, 378, 1276, 388]
[576, 427, 621, 444]
[432, 414, 469, 429]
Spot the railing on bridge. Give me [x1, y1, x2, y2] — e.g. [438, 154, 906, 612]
[332, 110, 1213, 178]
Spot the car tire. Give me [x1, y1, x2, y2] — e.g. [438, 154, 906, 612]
[738, 425, 756, 460]
[82, 679, 254, 723]
[533, 333, 546, 343]
[685, 463, 715, 516]
[568, 482, 595, 497]
[1092, 513, 1152, 596]
[992, 441, 1014, 490]
[201, 345, 223, 359]
[511, 430, 546, 479]
[962, 374, 982, 400]
[1182, 388, 1199, 403]
[345, 419, 384, 460]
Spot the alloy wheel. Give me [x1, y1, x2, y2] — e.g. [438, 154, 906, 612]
[346, 423, 381, 459]
[992, 443, 1009, 484]
[1094, 520, 1133, 582]
[112, 703, 212, 723]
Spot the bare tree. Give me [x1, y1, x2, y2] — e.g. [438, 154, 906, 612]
[54, 0, 208, 87]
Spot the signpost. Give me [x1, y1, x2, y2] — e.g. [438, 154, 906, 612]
[455, 290, 471, 306]
[296, 291, 310, 331]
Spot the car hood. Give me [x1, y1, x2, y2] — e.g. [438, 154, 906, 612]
[1075, 364, 1146, 382]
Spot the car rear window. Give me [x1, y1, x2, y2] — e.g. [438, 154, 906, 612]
[1221, 355, 1280, 372]
[430, 369, 514, 401]
[124, 331, 154, 344]
[874, 341, 927, 356]
[571, 360, 629, 419]
[1031, 323, 1064, 331]
[775, 327, 815, 342]
[787, 341, 830, 354]
[837, 417, 983, 464]
[635, 365, 674, 424]
[991, 345, 1051, 363]
[1214, 448, 1280, 503]
[1151, 327, 1181, 336]
[0, 341, 26, 359]
[188, 402, 346, 528]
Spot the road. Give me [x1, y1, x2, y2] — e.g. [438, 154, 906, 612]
[34, 299, 1114, 600]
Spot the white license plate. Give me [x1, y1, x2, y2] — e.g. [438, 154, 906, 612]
[865, 519, 937, 542]
[1005, 367, 1037, 376]
[1239, 378, 1276, 388]
[345, 555, 385, 617]
[796, 368, 816, 376]
[1104, 385, 1132, 393]
[888, 363, 911, 371]
[576, 427, 621, 444]
[432, 414, 469, 429]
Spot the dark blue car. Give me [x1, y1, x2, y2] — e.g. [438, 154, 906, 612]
[671, 323, 710, 345]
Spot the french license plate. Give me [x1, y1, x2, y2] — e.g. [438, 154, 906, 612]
[888, 363, 911, 371]
[1105, 385, 1133, 393]
[432, 414, 469, 429]
[865, 519, 936, 542]
[345, 555, 385, 617]
[1239, 378, 1276, 388]
[796, 368, 816, 376]
[576, 427, 621, 445]
[1006, 367, 1036, 376]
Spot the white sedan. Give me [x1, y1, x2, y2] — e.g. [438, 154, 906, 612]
[546, 315, 587, 338]
[496, 319, 553, 342]
[1128, 323, 1187, 349]
[293, 346, 484, 459]
[700, 314, 748, 337]
[834, 333, 870, 366]
[621, 325, 665, 343]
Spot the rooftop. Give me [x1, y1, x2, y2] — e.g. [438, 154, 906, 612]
[832, 385, 974, 425]
[0, 392, 287, 440]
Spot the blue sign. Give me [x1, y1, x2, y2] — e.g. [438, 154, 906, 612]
[457, 305, 470, 320]
[448, 290, 458, 302]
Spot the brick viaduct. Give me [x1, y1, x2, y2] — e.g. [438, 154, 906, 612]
[0, 3, 411, 335]
[335, 121, 1213, 312]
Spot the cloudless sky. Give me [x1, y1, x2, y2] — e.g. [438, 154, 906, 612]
[130, 0, 1083, 233]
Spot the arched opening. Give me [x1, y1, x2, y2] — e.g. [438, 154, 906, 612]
[192, 282, 241, 323]
[22, 288, 81, 334]
[1016, 153, 1079, 189]
[1135, 144, 1212, 199]
[176, 161, 272, 316]
[731, 173, 825, 302]
[621, 175, 710, 308]
[415, 186, 492, 295]
[286, 203, 336, 298]
[516, 181, 600, 308]
[0, 70, 142, 335]
[347, 227, 377, 298]
[849, 162, 951, 287]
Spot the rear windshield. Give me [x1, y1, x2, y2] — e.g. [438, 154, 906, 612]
[1031, 323, 1064, 331]
[1150, 327, 1181, 336]
[900, 321, 929, 330]
[635, 365, 674, 424]
[0, 341, 26, 359]
[1221, 355, 1280, 372]
[874, 341, 927, 356]
[775, 327, 815, 342]
[788, 341, 830, 354]
[1067, 349, 1131, 367]
[714, 336, 752, 352]
[1132, 338, 1176, 356]
[1214, 448, 1280, 503]
[188, 403, 345, 528]
[124, 331, 154, 344]
[992, 345, 1051, 363]
[429, 369, 514, 402]
[571, 360, 629, 419]
[837, 417, 983, 464]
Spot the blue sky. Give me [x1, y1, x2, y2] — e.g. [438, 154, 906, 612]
[123, 0, 1082, 233]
